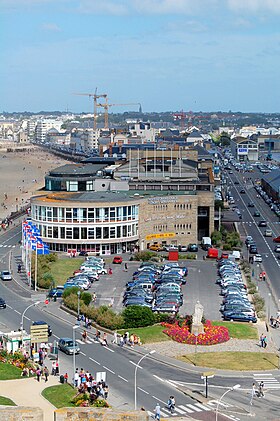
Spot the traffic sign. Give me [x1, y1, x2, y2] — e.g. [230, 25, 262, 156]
[201, 371, 215, 379]
[30, 324, 48, 343]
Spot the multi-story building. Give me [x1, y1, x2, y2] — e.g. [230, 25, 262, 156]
[230, 136, 258, 161]
[35, 119, 63, 143]
[30, 148, 215, 254]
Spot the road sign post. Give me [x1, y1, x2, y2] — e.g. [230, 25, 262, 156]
[201, 371, 215, 398]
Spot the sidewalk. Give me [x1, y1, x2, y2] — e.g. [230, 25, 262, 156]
[0, 373, 59, 421]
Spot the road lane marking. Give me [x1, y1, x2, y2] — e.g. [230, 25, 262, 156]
[53, 334, 60, 339]
[178, 405, 194, 413]
[80, 351, 86, 356]
[14, 309, 21, 314]
[137, 387, 149, 394]
[89, 357, 100, 365]
[6, 304, 13, 309]
[104, 346, 114, 352]
[129, 361, 143, 369]
[153, 375, 164, 381]
[102, 365, 115, 374]
[152, 396, 166, 405]
[118, 375, 128, 382]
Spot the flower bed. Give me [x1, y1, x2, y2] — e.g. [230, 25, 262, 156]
[0, 350, 37, 375]
[162, 320, 230, 345]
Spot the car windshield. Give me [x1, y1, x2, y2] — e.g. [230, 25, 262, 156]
[2, 271, 10, 275]
[65, 340, 75, 347]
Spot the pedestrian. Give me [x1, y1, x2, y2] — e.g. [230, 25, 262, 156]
[51, 361, 56, 376]
[104, 384, 109, 399]
[259, 381, 264, 398]
[74, 369, 79, 387]
[36, 367, 41, 382]
[112, 330, 118, 344]
[119, 335, 124, 347]
[64, 373, 68, 383]
[259, 333, 264, 348]
[124, 262, 128, 272]
[55, 359, 59, 376]
[43, 366, 49, 382]
[82, 330, 87, 342]
[154, 403, 161, 420]
[17, 264, 21, 273]
[263, 336, 267, 348]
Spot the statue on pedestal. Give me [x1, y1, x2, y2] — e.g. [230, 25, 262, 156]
[191, 300, 204, 334]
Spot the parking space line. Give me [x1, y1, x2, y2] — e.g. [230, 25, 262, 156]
[89, 357, 100, 365]
[118, 375, 128, 382]
[102, 365, 115, 374]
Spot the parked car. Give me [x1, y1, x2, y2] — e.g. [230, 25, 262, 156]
[249, 245, 258, 254]
[264, 229, 272, 237]
[32, 321, 52, 336]
[48, 287, 64, 298]
[253, 254, 262, 262]
[149, 244, 162, 251]
[188, 244, 198, 252]
[1, 270, 12, 281]
[240, 189, 245, 194]
[0, 297, 6, 309]
[112, 256, 123, 264]
[79, 251, 88, 256]
[247, 202, 255, 208]
[258, 220, 267, 227]
[253, 211, 260, 217]
[223, 312, 257, 323]
[273, 236, 280, 243]
[274, 245, 280, 253]
[58, 337, 80, 354]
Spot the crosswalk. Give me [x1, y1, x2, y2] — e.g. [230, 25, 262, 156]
[0, 244, 16, 248]
[146, 401, 212, 418]
[76, 338, 100, 345]
[253, 373, 280, 389]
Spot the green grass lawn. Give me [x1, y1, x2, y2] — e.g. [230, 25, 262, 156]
[211, 321, 258, 340]
[0, 396, 16, 406]
[0, 362, 23, 380]
[49, 257, 84, 285]
[118, 325, 170, 344]
[42, 384, 76, 408]
[178, 352, 279, 371]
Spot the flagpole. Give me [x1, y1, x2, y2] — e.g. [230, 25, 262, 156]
[34, 242, 38, 292]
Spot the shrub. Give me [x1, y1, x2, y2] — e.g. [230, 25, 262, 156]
[154, 313, 172, 323]
[211, 230, 223, 246]
[81, 292, 92, 306]
[63, 286, 80, 299]
[93, 399, 110, 408]
[38, 272, 54, 289]
[134, 251, 157, 261]
[122, 306, 155, 328]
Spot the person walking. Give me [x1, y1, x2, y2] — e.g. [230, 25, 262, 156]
[55, 359, 59, 376]
[104, 384, 109, 399]
[112, 331, 118, 344]
[259, 381, 265, 398]
[119, 335, 124, 347]
[263, 336, 267, 348]
[154, 403, 161, 420]
[64, 372, 68, 383]
[74, 369, 79, 387]
[36, 367, 41, 382]
[82, 330, 87, 342]
[259, 333, 265, 348]
[43, 366, 49, 382]
[51, 361, 56, 376]
[167, 396, 175, 414]
[124, 262, 128, 272]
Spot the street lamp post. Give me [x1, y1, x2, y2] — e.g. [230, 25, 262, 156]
[21, 301, 40, 347]
[72, 325, 79, 386]
[267, 292, 271, 323]
[215, 384, 240, 421]
[77, 290, 81, 324]
[134, 350, 155, 411]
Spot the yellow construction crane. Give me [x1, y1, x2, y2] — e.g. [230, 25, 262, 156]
[97, 102, 142, 129]
[73, 89, 107, 130]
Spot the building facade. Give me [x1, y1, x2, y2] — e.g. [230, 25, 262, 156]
[30, 149, 215, 254]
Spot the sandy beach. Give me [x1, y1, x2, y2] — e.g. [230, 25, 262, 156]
[0, 146, 72, 221]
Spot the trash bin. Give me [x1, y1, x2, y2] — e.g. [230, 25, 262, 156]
[60, 374, 64, 384]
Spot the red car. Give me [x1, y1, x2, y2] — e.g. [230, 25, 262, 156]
[273, 236, 280, 243]
[112, 256, 123, 264]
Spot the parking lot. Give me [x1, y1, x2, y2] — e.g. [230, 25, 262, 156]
[91, 255, 222, 321]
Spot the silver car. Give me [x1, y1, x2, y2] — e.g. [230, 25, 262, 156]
[1, 270, 12, 281]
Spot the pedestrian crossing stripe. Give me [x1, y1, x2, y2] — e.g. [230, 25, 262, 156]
[146, 401, 213, 418]
[0, 244, 16, 248]
[76, 338, 99, 345]
[253, 373, 280, 389]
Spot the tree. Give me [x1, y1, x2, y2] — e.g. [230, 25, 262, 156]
[219, 132, 231, 147]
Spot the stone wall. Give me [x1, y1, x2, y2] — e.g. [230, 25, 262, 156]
[0, 407, 43, 421]
[54, 407, 149, 421]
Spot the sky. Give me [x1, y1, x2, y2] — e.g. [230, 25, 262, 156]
[1, 0, 280, 113]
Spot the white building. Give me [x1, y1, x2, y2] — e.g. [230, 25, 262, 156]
[35, 119, 63, 143]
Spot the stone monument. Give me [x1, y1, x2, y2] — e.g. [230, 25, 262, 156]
[191, 300, 204, 334]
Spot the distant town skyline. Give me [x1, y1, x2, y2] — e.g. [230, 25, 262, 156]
[1, 0, 280, 113]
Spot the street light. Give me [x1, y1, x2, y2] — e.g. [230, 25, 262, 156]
[215, 384, 240, 421]
[134, 350, 155, 410]
[72, 325, 79, 386]
[77, 290, 81, 325]
[20, 301, 40, 347]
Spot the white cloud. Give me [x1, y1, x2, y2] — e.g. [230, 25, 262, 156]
[227, 0, 280, 14]
[41, 23, 61, 32]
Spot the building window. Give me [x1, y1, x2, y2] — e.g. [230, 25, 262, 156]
[60, 227, 65, 239]
[88, 208, 95, 222]
[110, 227, 116, 238]
[103, 227, 109, 239]
[96, 227, 102, 239]
[88, 228, 94, 239]
[86, 180, 94, 191]
[73, 227, 79, 240]
[66, 180, 78, 191]
[81, 227, 87, 240]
